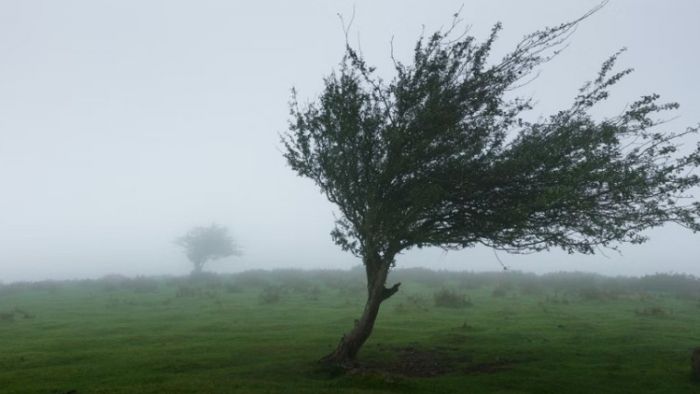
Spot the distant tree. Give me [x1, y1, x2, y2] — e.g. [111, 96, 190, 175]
[282, 6, 700, 367]
[175, 224, 241, 274]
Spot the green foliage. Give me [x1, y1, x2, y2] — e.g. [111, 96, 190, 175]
[175, 224, 241, 273]
[282, 7, 700, 267]
[280, 6, 700, 360]
[259, 286, 283, 304]
[578, 286, 622, 301]
[491, 284, 510, 298]
[635, 306, 672, 317]
[394, 294, 430, 313]
[636, 273, 700, 299]
[233, 270, 271, 289]
[433, 288, 472, 308]
[175, 285, 205, 298]
[122, 277, 160, 293]
[0, 311, 14, 322]
[0, 307, 34, 323]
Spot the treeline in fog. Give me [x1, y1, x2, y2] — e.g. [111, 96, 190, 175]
[2, 268, 699, 303]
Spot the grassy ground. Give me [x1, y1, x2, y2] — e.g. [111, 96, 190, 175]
[1, 270, 699, 393]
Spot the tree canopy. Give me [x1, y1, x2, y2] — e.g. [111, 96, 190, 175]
[283, 13, 700, 262]
[282, 6, 700, 366]
[175, 224, 241, 274]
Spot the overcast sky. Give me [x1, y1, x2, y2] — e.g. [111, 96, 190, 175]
[1, 0, 699, 282]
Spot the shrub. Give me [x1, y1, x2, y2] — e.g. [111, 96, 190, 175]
[259, 286, 282, 304]
[188, 271, 225, 289]
[544, 294, 570, 305]
[519, 280, 544, 296]
[636, 273, 700, 299]
[635, 306, 671, 317]
[123, 277, 160, 293]
[175, 285, 203, 298]
[0, 311, 14, 322]
[394, 294, 430, 313]
[304, 285, 321, 301]
[97, 274, 128, 292]
[0, 308, 35, 322]
[578, 286, 624, 301]
[578, 286, 608, 301]
[235, 271, 270, 289]
[13, 307, 34, 319]
[491, 284, 510, 298]
[434, 289, 472, 308]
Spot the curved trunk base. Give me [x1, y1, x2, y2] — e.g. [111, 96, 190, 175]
[319, 261, 401, 370]
[319, 341, 360, 370]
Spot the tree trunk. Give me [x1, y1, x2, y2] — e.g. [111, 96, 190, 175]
[692, 347, 700, 381]
[321, 254, 400, 368]
[191, 261, 204, 275]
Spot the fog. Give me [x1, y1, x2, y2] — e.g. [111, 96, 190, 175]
[1, 0, 699, 283]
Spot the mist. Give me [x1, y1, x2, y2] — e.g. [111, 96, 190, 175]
[2, 0, 700, 283]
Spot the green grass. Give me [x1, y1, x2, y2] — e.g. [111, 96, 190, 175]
[0, 271, 699, 393]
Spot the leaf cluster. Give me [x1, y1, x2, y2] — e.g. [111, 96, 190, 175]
[175, 224, 241, 267]
[282, 6, 700, 262]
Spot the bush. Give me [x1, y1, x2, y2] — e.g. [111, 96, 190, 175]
[578, 286, 612, 301]
[635, 273, 700, 299]
[491, 284, 511, 298]
[635, 306, 671, 317]
[175, 285, 203, 298]
[0, 311, 14, 322]
[188, 271, 225, 289]
[543, 294, 570, 305]
[235, 271, 271, 289]
[123, 277, 160, 293]
[519, 280, 544, 296]
[259, 286, 282, 304]
[0, 308, 35, 322]
[304, 285, 321, 301]
[96, 274, 129, 292]
[394, 294, 430, 313]
[434, 289, 472, 308]
[13, 307, 34, 319]
[225, 282, 243, 293]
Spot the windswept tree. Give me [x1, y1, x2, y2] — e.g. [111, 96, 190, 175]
[175, 224, 241, 274]
[282, 5, 700, 367]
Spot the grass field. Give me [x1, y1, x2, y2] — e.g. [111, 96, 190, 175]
[1, 269, 699, 393]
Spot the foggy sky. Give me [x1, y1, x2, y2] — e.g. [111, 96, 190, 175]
[1, 0, 699, 282]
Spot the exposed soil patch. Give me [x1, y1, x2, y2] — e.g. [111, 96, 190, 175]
[355, 344, 520, 378]
[463, 359, 516, 374]
[384, 346, 459, 377]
